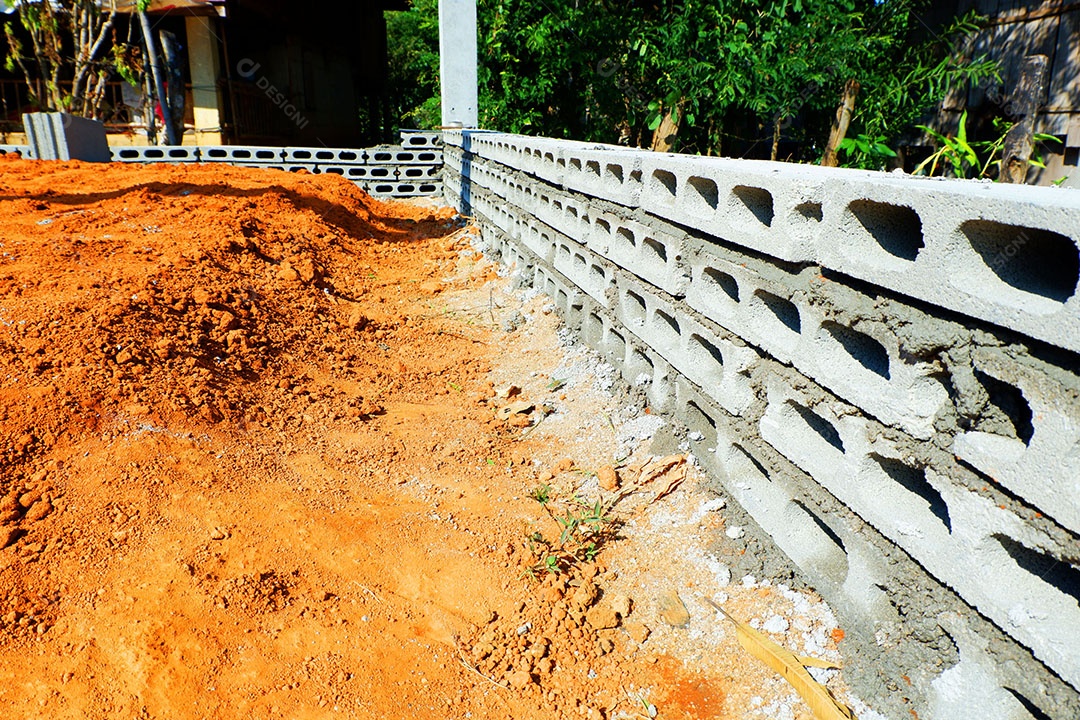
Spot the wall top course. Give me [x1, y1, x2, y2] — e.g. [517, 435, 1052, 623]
[448, 130, 1080, 355]
[448, 129, 1080, 208]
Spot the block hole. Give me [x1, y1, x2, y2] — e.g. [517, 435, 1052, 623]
[607, 329, 626, 361]
[643, 237, 668, 262]
[590, 263, 606, 285]
[973, 369, 1034, 445]
[544, 152, 554, 163]
[651, 169, 678, 199]
[994, 534, 1080, 607]
[631, 348, 654, 373]
[871, 455, 950, 531]
[595, 218, 611, 234]
[255, 149, 278, 159]
[567, 206, 579, 219]
[629, 169, 643, 184]
[569, 158, 582, 171]
[616, 227, 636, 248]
[586, 160, 601, 176]
[820, 321, 890, 379]
[553, 200, 563, 211]
[557, 244, 571, 262]
[754, 290, 801, 333]
[623, 290, 647, 325]
[687, 176, 719, 210]
[734, 445, 771, 481]
[685, 400, 718, 446]
[605, 164, 623, 183]
[796, 202, 823, 222]
[702, 267, 739, 302]
[326, 167, 344, 176]
[556, 288, 568, 309]
[585, 312, 604, 344]
[1004, 688, 1054, 720]
[573, 253, 587, 270]
[793, 499, 848, 560]
[654, 309, 680, 339]
[372, 151, 393, 161]
[848, 199, 924, 261]
[688, 334, 725, 385]
[788, 401, 844, 452]
[732, 185, 774, 227]
[961, 220, 1078, 303]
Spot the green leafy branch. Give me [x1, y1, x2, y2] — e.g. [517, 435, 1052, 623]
[914, 110, 1062, 180]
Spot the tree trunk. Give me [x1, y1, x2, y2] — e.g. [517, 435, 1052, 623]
[1001, 55, 1049, 184]
[650, 102, 681, 152]
[71, 2, 116, 119]
[160, 30, 186, 135]
[770, 117, 782, 161]
[139, 11, 178, 145]
[821, 79, 860, 167]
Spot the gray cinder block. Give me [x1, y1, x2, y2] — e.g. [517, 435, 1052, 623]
[111, 145, 200, 163]
[22, 112, 109, 162]
[197, 146, 284, 163]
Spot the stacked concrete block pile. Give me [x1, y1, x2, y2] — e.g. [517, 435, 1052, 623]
[102, 130, 443, 198]
[443, 129, 1080, 720]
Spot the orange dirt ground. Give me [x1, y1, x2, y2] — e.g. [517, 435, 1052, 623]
[0, 156, 847, 720]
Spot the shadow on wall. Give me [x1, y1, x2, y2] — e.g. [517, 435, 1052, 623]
[461, 131, 473, 217]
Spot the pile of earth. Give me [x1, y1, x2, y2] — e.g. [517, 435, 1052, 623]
[0, 156, 850, 720]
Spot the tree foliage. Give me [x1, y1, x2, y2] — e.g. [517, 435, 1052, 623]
[385, 0, 441, 130]
[383, 0, 1001, 166]
[3, 0, 139, 120]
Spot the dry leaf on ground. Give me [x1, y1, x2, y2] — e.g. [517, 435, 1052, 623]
[706, 599, 854, 720]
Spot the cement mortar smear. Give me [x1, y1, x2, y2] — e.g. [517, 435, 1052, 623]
[442, 130, 1080, 720]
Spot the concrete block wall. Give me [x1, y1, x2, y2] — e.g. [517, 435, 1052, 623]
[4, 134, 445, 199]
[443, 129, 1080, 720]
[106, 134, 443, 199]
[2, 130, 444, 199]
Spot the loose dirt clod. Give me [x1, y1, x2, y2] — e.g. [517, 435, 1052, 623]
[597, 464, 619, 491]
[657, 589, 692, 628]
